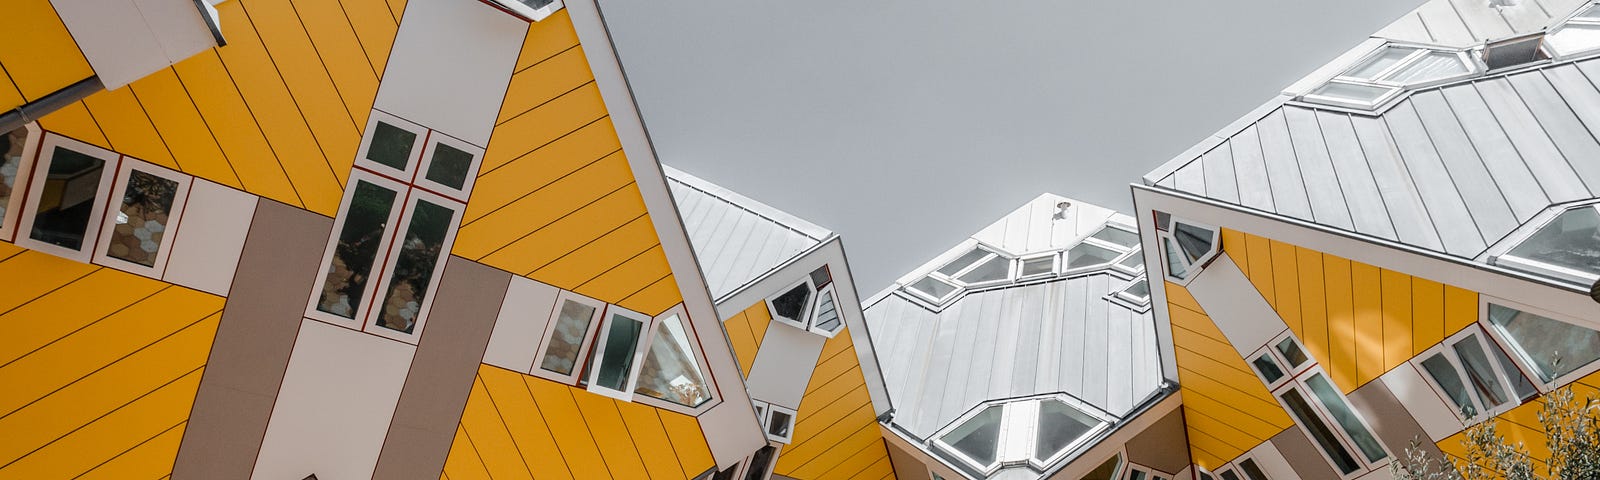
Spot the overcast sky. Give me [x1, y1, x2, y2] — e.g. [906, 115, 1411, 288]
[598, 0, 1425, 295]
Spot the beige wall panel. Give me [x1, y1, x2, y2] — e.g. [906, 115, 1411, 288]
[1379, 363, 1462, 441]
[1270, 425, 1341, 480]
[1244, 441, 1297, 480]
[480, 275, 558, 373]
[164, 179, 258, 296]
[49, 0, 215, 89]
[1123, 408, 1191, 474]
[133, 0, 218, 64]
[1350, 371, 1447, 461]
[885, 440, 931, 480]
[1187, 254, 1289, 356]
[745, 322, 826, 410]
[374, 257, 510, 480]
[173, 199, 329, 479]
[253, 320, 416, 480]
[372, 0, 524, 146]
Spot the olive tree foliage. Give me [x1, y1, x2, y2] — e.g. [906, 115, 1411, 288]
[1390, 386, 1600, 480]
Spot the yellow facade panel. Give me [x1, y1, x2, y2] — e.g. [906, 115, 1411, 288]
[1245, 234, 1275, 304]
[460, 376, 534, 479]
[1379, 268, 1412, 376]
[287, 0, 381, 128]
[778, 402, 875, 473]
[1323, 254, 1359, 392]
[171, 51, 303, 209]
[725, 306, 761, 377]
[519, 376, 609, 473]
[515, 11, 582, 73]
[529, 213, 656, 286]
[572, 245, 673, 308]
[127, 68, 244, 189]
[658, 410, 716, 475]
[478, 366, 574, 480]
[482, 83, 610, 171]
[500, 185, 647, 276]
[342, 0, 402, 75]
[1270, 240, 1301, 334]
[1221, 228, 1249, 272]
[570, 389, 652, 479]
[1167, 281, 1293, 468]
[614, 400, 688, 480]
[465, 119, 621, 223]
[1296, 246, 1330, 373]
[1444, 285, 1478, 337]
[789, 424, 886, 479]
[442, 424, 491, 480]
[80, 88, 180, 170]
[0, 0, 93, 102]
[35, 101, 108, 149]
[0, 368, 202, 479]
[238, 0, 363, 171]
[854, 456, 895, 480]
[74, 422, 186, 480]
[1412, 279, 1444, 356]
[455, 152, 633, 261]
[498, 48, 595, 125]
[617, 273, 684, 316]
[0, 268, 163, 366]
[0, 65, 24, 111]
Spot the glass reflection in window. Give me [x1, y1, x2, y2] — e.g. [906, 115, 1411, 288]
[634, 314, 711, 407]
[376, 200, 454, 333]
[29, 147, 107, 251]
[317, 181, 398, 319]
[1488, 303, 1600, 382]
[540, 300, 597, 375]
[106, 170, 178, 267]
[593, 313, 645, 391]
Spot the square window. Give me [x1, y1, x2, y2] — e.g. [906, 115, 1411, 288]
[17, 134, 119, 263]
[356, 113, 427, 179]
[93, 159, 192, 278]
[416, 133, 484, 201]
[367, 122, 418, 171]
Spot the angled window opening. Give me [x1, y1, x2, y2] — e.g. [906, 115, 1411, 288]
[307, 172, 406, 329]
[762, 404, 796, 443]
[1114, 251, 1145, 276]
[768, 278, 815, 329]
[1033, 398, 1110, 466]
[585, 307, 651, 401]
[956, 253, 1012, 286]
[809, 264, 832, 288]
[1300, 44, 1475, 110]
[1157, 214, 1219, 283]
[1484, 299, 1600, 386]
[93, 159, 191, 278]
[810, 283, 844, 337]
[1493, 203, 1600, 286]
[0, 123, 41, 242]
[1275, 369, 1388, 477]
[633, 307, 715, 411]
[356, 112, 427, 178]
[1550, 4, 1600, 56]
[1078, 454, 1123, 480]
[17, 133, 119, 263]
[934, 404, 1005, 473]
[1066, 242, 1123, 272]
[1413, 325, 1537, 422]
[743, 445, 777, 480]
[533, 292, 606, 384]
[1090, 225, 1140, 249]
[1124, 464, 1174, 480]
[415, 132, 483, 202]
[1113, 277, 1150, 306]
[1018, 252, 1059, 279]
[932, 396, 1113, 475]
[1481, 34, 1551, 71]
[485, 0, 565, 22]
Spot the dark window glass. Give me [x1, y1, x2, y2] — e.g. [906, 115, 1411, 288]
[518, 0, 555, 8]
[106, 170, 178, 267]
[1252, 355, 1285, 384]
[1306, 374, 1386, 462]
[376, 200, 454, 333]
[809, 265, 832, 287]
[1276, 338, 1309, 368]
[1281, 389, 1360, 474]
[29, 147, 106, 250]
[366, 122, 417, 171]
[316, 181, 399, 319]
[744, 446, 776, 480]
[712, 464, 739, 480]
[771, 283, 811, 322]
[1021, 256, 1054, 276]
[0, 127, 28, 225]
[1218, 470, 1242, 480]
[767, 410, 792, 438]
[1129, 471, 1148, 480]
[938, 249, 990, 276]
[1420, 353, 1476, 417]
[1163, 238, 1188, 278]
[1123, 279, 1151, 300]
[1174, 222, 1215, 263]
[1240, 459, 1270, 480]
[812, 290, 841, 332]
[1453, 335, 1510, 408]
[594, 314, 644, 391]
[540, 300, 597, 375]
[424, 143, 473, 190]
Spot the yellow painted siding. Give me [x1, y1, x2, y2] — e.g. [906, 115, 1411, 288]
[454, 13, 682, 315]
[1221, 229, 1480, 393]
[0, 0, 93, 106]
[773, 329, 896, 480]
[0, 245, 224, 479]
[442, 364, 717, 479]
[1432, 370, 1600, 475]
[31, 0, 400, 216]
[1166, 282, 1294, 471]
[724, 302, 775, 377]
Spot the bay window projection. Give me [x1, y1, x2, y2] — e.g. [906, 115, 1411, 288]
[1301, 44, 1475, 110]
[764, 265, 847, 337]
[1252, 334, 1387, 477]
[17, 133, 120, 262]
[900, 222, 1143, 310]
[1485, 300, 1600, 385]
[544, 305, 718, 412]
[1411, 325, 1537, 421]
[1153, 212, 1218, 284]
[1492, 203, 1600, 286]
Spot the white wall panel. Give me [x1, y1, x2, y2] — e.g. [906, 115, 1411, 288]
[50, 0, 218, 89]
[1186, 254, 1288, 356]
[253, 320, 416, 480]
[163, 180, 256, 296]
[1246, 441, 1297, 480]
[745, 322, 826, 410]
[1380, 364, 1464, 442]
[372, 0, 525, 147]
[481, 276, 559, 373]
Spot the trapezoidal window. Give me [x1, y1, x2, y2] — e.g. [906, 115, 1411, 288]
[93, 159, 192, 278]
[766, 265, 849, 337]
[1413, 325, 1537, 421]
[1548, 3, 1600, 57]
[1155, 213, 1219, 284]
[1485, 300, 1600, 385]
[534, 292, 606, 383]
[634, 308, 714, 410]
[932, 395, 1113, 476]
[17, 133, 119, 263]
[1301, 44, 1475, 110]
[0, 124, 40, 241]
[1493, 203, 1600, 286]
[585, 308, 649, 400]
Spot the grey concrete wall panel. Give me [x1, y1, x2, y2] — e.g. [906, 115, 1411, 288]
[172, 200, 332, 479]
[1348, 375, 1447, 462]
[372, 257, 511, 480]
[1271, 426, 1342, 480]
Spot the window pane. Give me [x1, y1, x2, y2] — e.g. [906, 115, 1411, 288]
[1491, 339, 1540, 401]
[1503, 206, 1600, 282]
[1240, 459, 1270, 480]
[939, 248, 990, 276]
[1173, 222, 1215, 263]
[1122, 279, 1150, 300]
[1035, 399, 1102, 461]
[771, 283, 812, 322]
[1218, 470, 1242, 480]
[809, 265, 832, 287]
[1551, 24, 1600, 56]
[957, 254, 1010, 284]
[743, 446, 776, 480]
[1163, 238, 1188, 278]
[1577, 4, 1600, 21]
[908, 275, 957, 301]
[1452, 335, 1511, 408]
[1021, 256, 1055, 277]
[1091, 226, 1140, 248]
[423, 143, 474, 190]
[376, 200, 454, 333]
[594, 314, 645, 391]
[1306, 373, 1387, 462]
[0, 127, 27, 225]
[767, 410, 792, 438]
[366, 121, 416, 171]
[1130, 471, 1148, 480]
[1386, 52, 1469, 84]
[1119, 251, 1145, 271]
[941, 405, 1003, 466]
[1079, 455, 1121, 480]
[1281, 389, 1361, 474]
[1276, 338, 1309, 368]
[1308, 82, 1396, 106]
[1420, 353, 1476, 416]
[29, 147, 106, 250]
[635, 314, 712, 407]
[1346, 46, 1414, 80]
[1067, 242, 1121, 269]
[1252, 355, 1285, 384]
[1488, 303, 1600, 382]
[106, 170, 178, 267]
[316, 181, 398, 318]
[539, 300, 597, 375]
[812, 289, 842, 332]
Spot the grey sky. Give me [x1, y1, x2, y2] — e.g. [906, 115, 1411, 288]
[599, 0, 1424, 295]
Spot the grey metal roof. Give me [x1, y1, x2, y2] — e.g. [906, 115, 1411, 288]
[1375, 0, 1587, 48]
[1147, 0, 1600, 261]
[665, 165, 832, 300]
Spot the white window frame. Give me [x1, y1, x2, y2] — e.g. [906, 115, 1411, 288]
[305, 170, 409, 331]
[1112, 250, 1145, 277]
[1064, 235, 1133, 275]
[355, 110, 428, 180]
[484, 0, 565, 22]
[630, 304, 719, 415]
[1156, 214, 1220, 285]
[1270, 365, 1390, 479]
[1027, 395, 1115, 469]
[1485, 201, 1600, 287]
[766, 277, 817, 330]
[809, 283, 846, 337]
[92, 158, 192, 279]
[1212, 455, 1273, 480]
[16, 133, 120, 263]
[1548, 2, 1600, 58]
[362, 187, 463, 343]
[414, 131, 484, 202]
[1111, 275, 1151, 307]
[1016, 252, 1060, 280]
[903, 274, 961, 306]
[1123, 462, 1173, 480]
[1410, 324, 1533, 423]
[1478, 295, 1600, 392]
[530, 290, 607, 384]
[930, 394, 1115, 476]
[584, 305, 652, 401]
[0, 123, 42, 243]
[1300, 43, 1476, 110]
[761, 403, 797, 444]
[944, 244, 1015, 288]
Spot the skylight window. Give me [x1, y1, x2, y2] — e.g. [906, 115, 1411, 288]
[899, 222, 1143, 310]
[931, 395, 1113, 476]
[1548, 4, 1600, 56]
[1485, 301, 1600, 384]
[1301, 45, 1475, 110]
[1493, 203, 1600, 286]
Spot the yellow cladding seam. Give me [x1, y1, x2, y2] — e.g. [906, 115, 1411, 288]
[456, 12, 684, 315]
[0, 249, 222, 479]
[725, 302, 775, 377]
[443, 364, 716, 479]
[0, 0, 93, 104]
[1430, 371, 1600, 475]
[31, 0, 401, 216]
[1166, 281, 1294, 471]
[773, 329, 897, 479]
[1220, 229, 1481, 393]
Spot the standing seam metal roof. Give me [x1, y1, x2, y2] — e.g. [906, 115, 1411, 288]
[665, 165, 832, 300]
